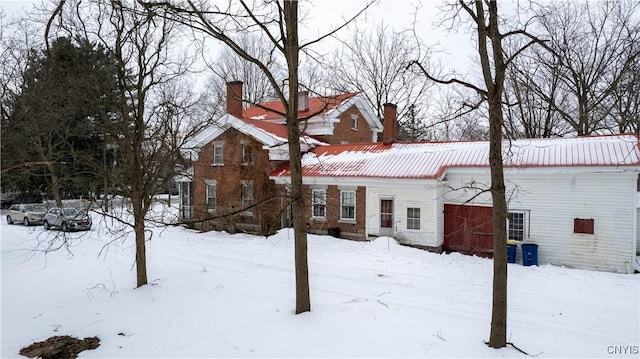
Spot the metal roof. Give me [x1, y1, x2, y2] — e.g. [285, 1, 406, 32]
[271, 134, 640, 179]
[243, 93, 359, 121]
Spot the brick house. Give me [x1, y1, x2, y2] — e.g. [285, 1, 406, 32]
[270, 102, 399, 240]
[180, 81, 382, 234]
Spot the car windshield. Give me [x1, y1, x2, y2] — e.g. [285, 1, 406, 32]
[26, 205, 46, 212]
[62, 208, 81, 216]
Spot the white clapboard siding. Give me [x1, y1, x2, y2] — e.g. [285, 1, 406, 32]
[636, 193, 640, 255]
[443, 168, 637, 273]
[366, 181, 439, 248]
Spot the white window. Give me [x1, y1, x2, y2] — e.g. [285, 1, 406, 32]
[213, 143, 224, 165]
[241, 180, 254, 211]
[340, 190, 356, 220]
[242, 142, 253, 164]
[407, 207, 420, 230]
[351, 114, 358, 130]
[312, 189, 326, 218]
[508, 210, 529, 241]
[205, 180, 216, 212]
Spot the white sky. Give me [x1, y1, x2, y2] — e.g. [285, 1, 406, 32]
[1, 0, 477, 76]
[297, 0, 477, 77]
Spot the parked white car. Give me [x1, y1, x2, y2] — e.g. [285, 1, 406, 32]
[5, 204, 48, 226]
[42, 207, 92, 231]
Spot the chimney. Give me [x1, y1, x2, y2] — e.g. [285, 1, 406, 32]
[382, 103, 397, 142]
[298, 91, 309, 111]
[226, 81, 243, 118]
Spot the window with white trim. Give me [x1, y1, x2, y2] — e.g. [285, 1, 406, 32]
[241, 180, 254, 211]
[407, 207, 420, 230]
[205, 179, 216, 212]
[212, 143, 224, 165]
[340, 190, 356, 220]
[508, 210, 529, 241]
[312, 189, 326, 218]
[241, 142, 253, 164]
[351, 114, 358, 130]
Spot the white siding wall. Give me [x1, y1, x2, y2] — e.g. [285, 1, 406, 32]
[366, 182, 439, 248]
[442, 169, 637, 273]
[434, 186, 445, 248]
[636, 209, 639, 255]
[636, 192, 640, 255]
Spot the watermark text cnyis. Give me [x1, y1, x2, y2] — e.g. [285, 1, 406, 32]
[607, 345, 639, 355]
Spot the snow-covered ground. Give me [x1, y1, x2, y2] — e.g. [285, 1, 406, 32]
[1, 204, 639, 358]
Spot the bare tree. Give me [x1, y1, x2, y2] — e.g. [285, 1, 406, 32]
[203, 33, 285, 118]
[106, 1, 206, 287]
[325, 21, 435, 139]
[39, 0, 208, 287]
[502, 50, 572, 138]
[139, 0, 371, 314]
[609, 48, 640, 135]
[528, 0, 640, 136]
[0, 13, 41, 124]
[411, 0, 549, 348]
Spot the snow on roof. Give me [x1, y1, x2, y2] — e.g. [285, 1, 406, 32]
[243, 92, 359, 121]
[271, 134, 640, 179]
[239, 117, 289, 143]
[185, 114, 324, 151]
[186, 92, 379, 154]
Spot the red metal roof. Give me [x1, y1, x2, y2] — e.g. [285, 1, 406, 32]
[271, 134, 640, 179]
[239, 117, 289, 140]
[243, 93, 359, 120]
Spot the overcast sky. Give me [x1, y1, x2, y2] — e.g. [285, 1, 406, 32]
[1, 0, 476, 72]
[300, 0, 477, 75]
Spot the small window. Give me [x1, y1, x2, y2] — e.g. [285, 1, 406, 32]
[340, 190, 356, 220]
[241, 181, 254, 211]
[351, 114, 358, 130]
[213, 143, 224, 165]
[312, 189, 326, 218]
[205, 180, 216, 212]
[242, 143, 253, 164]
[574, 218, 594, 234]
[508, 211, 528, 241]
[407, 207, 420, 230]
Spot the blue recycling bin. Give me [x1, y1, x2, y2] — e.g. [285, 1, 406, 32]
[521, 243, 539, 266]
[507, 244, 517, 263]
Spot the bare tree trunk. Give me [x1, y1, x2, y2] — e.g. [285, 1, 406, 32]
[46, 163, 63, 207]
[133, 203, 148, 287]
[479, 0, 508, 348]
[487, 98, 507, 348]
[283, 0, 310, 314]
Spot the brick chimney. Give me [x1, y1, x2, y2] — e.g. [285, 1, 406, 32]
[298, 91, 309, 111]
[382, 103, 397, 142]
[226, 81, 243, 118]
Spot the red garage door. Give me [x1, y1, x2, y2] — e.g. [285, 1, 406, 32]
[443, 204, 494, 258]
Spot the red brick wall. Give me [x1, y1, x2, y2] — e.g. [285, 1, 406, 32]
[192, 103, 375, 234]
[305, 185, 367, 240]
[317, 105, 374, 144]
[193, 128, 284, 233]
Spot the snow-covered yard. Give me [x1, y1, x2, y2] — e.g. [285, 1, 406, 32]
[1, 207, 638, 358]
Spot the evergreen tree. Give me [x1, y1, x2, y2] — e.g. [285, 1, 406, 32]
[2, 37, 120, 203]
